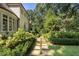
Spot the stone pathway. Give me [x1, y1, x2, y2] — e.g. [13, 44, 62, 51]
[29, 36, 53, 56]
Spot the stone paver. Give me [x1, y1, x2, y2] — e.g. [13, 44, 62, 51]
[30, 50, 41, 56]
[34, 46, 40, 49]
[29, 36, 53, 56]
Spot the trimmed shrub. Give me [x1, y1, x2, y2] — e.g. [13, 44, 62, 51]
[48, 31, 79, 45]
[50, 38, 79, 45]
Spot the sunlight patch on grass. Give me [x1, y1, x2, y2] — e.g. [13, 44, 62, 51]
[57, 46, 65, 54]
[49, 45, 79, 56]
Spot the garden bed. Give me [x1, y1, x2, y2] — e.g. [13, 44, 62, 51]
[0, 29, 36, 56]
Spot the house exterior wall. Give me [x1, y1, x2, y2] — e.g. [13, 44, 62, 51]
[0, 8, 18, 36]
[8, 4, 29, 31]
[9, 7, 20, 18]
[20, 6, 29, 31]
[0, 13, 1, 32]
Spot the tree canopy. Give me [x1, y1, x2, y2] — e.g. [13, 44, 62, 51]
[27, 3, 79, 34]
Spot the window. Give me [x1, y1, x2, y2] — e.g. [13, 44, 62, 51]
[13, 19, 15, 31]
[17, 20, 19, 30]
[9, 17, 12, 31]
[2, 14, 17, 32]
[3, 14, 8, 31]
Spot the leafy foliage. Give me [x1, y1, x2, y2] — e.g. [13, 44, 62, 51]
[27, 3, 79, 34]
[49, 31, 79, 38]
[0, 28, 35, 56]
[27, 3, 79, 45]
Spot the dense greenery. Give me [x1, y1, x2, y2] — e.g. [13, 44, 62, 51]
[49, 31, 79, 38]
[50, 38, 79, 45]
[0, 29, 35, 56]
[27, 3, 79, 34]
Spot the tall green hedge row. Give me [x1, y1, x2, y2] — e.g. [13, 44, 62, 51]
[50, 38, 79, 45]
[48, 31, 79, 45]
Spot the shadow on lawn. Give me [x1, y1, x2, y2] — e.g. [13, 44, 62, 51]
[48, 45, 65, 56]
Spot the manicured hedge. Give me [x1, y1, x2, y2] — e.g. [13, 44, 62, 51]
[50, 38, 79, 45]
[0, 29, 36, 56]
[47, 31, 79, 45]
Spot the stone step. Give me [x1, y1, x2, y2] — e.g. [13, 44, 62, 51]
[37, 39, 47, 42]
[30, 49, 53, 56]
[34, 46, 40, 49]
[30, 50, 41, 56]
[36, 41, 47, 44]
[30, 37, 53, 56]
[42, 45, 49, 49]
[40, 50, 54, 56]
[37, 40, 47, 42]
[36, 43, 48, 46]
[34, 45, 49, 49]
[37, 38, 41, 41]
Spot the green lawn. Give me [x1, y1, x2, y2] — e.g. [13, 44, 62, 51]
[48, 45, 79, 56]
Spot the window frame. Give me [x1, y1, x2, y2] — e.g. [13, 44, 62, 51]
[1, 13, 15, 32]
[9, 17, 13, 32]
[2, 14, 8, 32]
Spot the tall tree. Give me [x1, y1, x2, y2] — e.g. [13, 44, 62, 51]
[27, 3, 79, 34]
